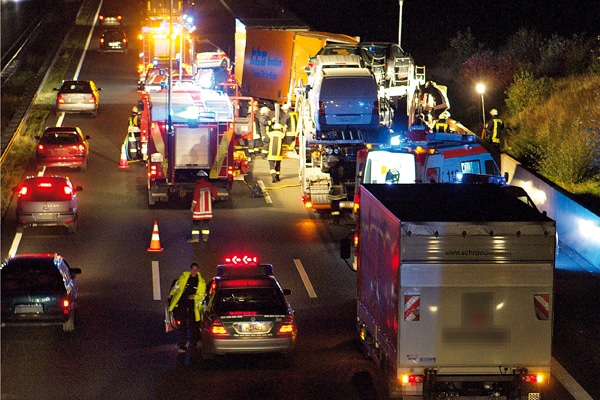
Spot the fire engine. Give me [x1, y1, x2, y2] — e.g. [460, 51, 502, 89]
[136, 85, 252, 206]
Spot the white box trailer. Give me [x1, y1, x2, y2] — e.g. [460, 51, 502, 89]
[349, 184, 556, 399]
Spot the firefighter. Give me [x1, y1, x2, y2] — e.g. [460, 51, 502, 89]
[247, 101, 262, 158]
[485, 109, 504, 147]
[189, 171, 218, 243]
[259, 106, 273, 159]
[433, 111, 450, 133]
[264, 123, 284, 183]
[326, 147, 345, 225]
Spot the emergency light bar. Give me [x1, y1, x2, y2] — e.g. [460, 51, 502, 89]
[217, 255, 274, 276]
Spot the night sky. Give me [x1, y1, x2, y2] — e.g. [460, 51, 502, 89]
[279, 0, 600, 65]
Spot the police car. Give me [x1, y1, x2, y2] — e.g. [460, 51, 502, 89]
[200, 256, 297, 360]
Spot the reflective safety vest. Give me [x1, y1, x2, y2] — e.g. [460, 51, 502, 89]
[192, 179, 217, 220]
[489, 117, 503, 143]
[168, 271, 206, 321]
[266, 129, 284, 161]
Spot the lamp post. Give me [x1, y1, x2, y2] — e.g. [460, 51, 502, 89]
[476, 83, 486, 128]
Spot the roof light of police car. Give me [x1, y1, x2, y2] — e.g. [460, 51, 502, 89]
[224, 255, 258, 265]
[390, 135, 401, 146]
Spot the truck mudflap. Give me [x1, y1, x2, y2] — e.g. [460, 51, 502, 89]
[388, 368, 547, 400]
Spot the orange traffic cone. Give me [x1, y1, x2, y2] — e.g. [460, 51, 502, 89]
[147, 221, 164, 252]
[118, 143, 130, 169]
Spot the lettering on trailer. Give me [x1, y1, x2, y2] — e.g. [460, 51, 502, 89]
[249, 47, 283, 68]
[404, 294, 420, 321]
[534, 293, 550, 320]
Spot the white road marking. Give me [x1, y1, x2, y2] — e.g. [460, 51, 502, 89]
[293, 259, 317, 298]
[7, 231, 22, 258]
[257, 180, 272, 203]
[552, 357, 593, 399]
[152, 261, 161, 300]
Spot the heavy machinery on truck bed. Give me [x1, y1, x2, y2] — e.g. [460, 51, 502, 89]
[138, 86, 250, 206]
[342, 183, 556, 399]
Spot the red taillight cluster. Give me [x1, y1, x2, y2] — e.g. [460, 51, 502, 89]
[401, 374, 424, 384]
[87, 94, 96, 104]
[522, 374, 544, 383]
[18, 186, 29, 198]
[318, 101, 325, 115]
[210, 318, 228, 335]
[277, 316, 295, 334]
[57, 94, 65, 104]
[62, 298, 71, 314]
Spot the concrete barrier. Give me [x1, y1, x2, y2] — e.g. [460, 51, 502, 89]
[502, 154, 600, 270]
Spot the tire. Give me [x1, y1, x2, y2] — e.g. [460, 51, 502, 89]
[63, 311, 75, 332]
[67, 215, 78, 234]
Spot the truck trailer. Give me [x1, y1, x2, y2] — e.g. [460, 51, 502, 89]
[343, 183, 556, 399]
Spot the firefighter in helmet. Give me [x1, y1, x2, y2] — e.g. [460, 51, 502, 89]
[264, 123, 284, 183]
[189, 171, 218, 243]
[485, 109, 504, 147]
[127, 106, 142, 159]
[259, 106, 273, 159]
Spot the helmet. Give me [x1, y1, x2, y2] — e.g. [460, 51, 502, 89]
[281, 103, 290, 111]
[260, 107, 270, 115]
[440, 111, 450, 119]
[272, 123, 282, 130]
[196, 170, 208, 177]
[490, 109, 498, 116]
[132, 106, 139, 113]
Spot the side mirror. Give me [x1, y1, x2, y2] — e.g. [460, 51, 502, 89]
[282, 289, 292, 296]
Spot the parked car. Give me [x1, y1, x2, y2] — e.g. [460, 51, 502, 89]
[195, 39, 230, 70]
[98, 10, 122, 26]
[1, 253, 81, 332]
[35, 126, 90, 171]
[99, 29, 128, 52]
[200, 257, 297, 360]
[53, 80, 102, 117]
[14, 175, 82, 233]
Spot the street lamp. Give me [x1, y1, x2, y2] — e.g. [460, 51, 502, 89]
[476, 83, 486, 128]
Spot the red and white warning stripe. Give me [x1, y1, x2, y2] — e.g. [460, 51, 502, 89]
[534, 294, 550, 320]
[404, 294, 420, 321]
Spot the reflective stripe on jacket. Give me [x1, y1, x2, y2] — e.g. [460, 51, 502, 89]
[192, 180, 217, 220]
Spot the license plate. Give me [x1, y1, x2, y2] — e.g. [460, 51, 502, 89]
[234, 321, 272, 334]
[15, 304, 43, 314]
[109, 42, 121, 47]
[36, 213, 56, 221]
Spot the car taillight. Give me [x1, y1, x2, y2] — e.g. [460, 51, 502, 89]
[18, 186, 29, 198]
[100, 38, 105, 45]
[227, 165, 233, 179]
[63, 185, 73, 196]
[401, 374, 424, 384]
[122, 38, 128, 45]
[88, 94, 96, 104]
[278, 316, 295, 334]
[210, 318, 228, 335]
[37, 144, 45, 153]
[522, 374, 545, 383]
[76, 144, 86, 155]
[62, 298, 71, 314]
[57, 94, 65, 104]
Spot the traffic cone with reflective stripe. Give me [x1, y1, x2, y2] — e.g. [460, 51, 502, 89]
[147, 221, 164, 252]
[118, 143, 130, 169]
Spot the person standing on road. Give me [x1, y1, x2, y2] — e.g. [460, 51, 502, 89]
[264, 123, 284, 183]
[189, 171, 217, 243]
[259, 106, 272, 159]
[168, 262, 206, 352]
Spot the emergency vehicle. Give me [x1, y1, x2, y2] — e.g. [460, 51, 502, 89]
[137, 86, 251, 206]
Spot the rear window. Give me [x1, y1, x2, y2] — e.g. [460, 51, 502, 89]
[41, 133, 80, 145]
[214, 287, 286, 314]
[321, 77, 376, 97]
[1, 259, 65, 292]
[19, 179, 73, 202]
[60, 83, 92, 93]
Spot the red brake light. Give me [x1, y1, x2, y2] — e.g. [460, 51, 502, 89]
[38, 181, 53, 188]
[318, 101, 325, 115]
[88, 94, 96, 104]
[522, 374, 544, 383]
[63, 185, 73, 196]
[18, 186, 29, 197]
[57, 94, 65, 104]
[401, 374, 424, 384]
[278, 316, 295, 334]
[100, 38, 105, 45]
[224, 255, 258, 265]
[210, 318, 228, 335]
